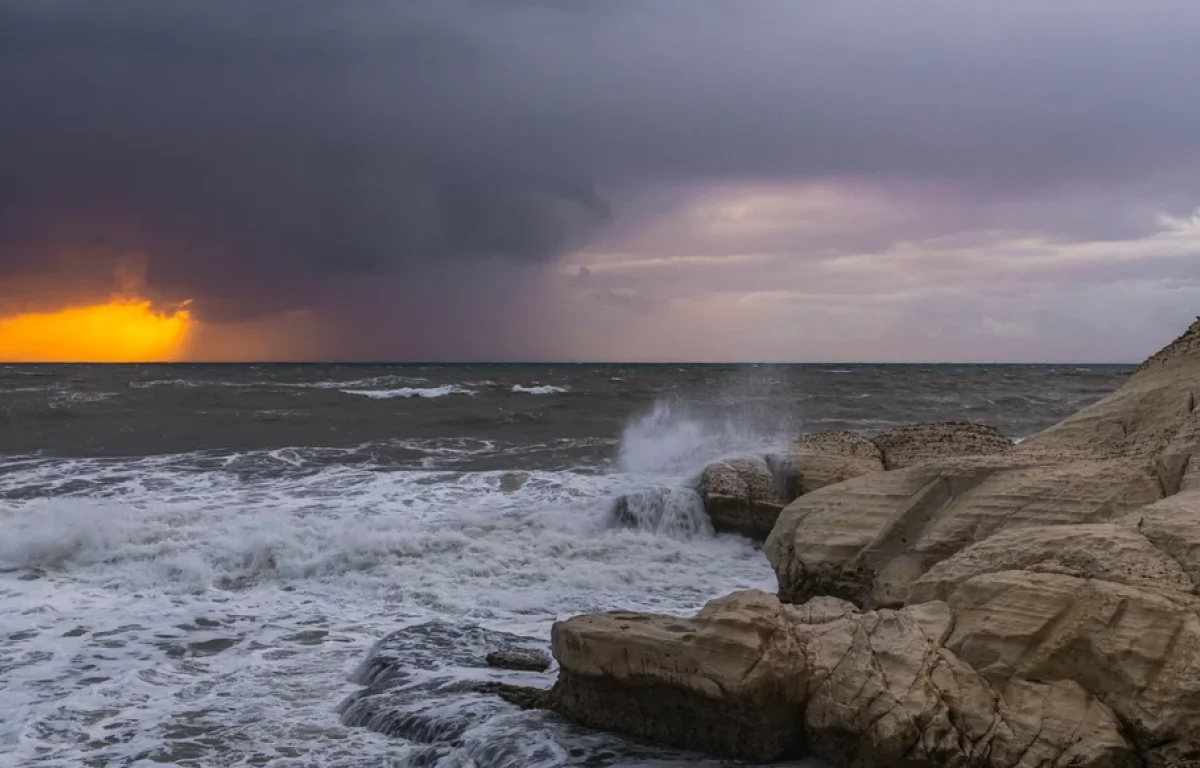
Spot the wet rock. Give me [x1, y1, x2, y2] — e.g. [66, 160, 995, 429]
[338, 621, 555, 747]
[485, 649, 551, 672]
[498, 471, 529, 493]
[610, 487, 711, 538]
[697, 458, 784, 540]
[473, 681, 551, 709]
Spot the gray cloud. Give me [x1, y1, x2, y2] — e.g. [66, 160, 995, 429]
[1, 0, 1199, 356]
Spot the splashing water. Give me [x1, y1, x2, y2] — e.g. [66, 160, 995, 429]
[0, 400, 787, 766]
[617, 395, 796, 476]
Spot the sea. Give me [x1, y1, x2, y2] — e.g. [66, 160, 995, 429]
[0, 363, 1131, 767]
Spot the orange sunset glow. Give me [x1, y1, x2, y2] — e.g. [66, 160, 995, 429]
[0, 299, 193, 362]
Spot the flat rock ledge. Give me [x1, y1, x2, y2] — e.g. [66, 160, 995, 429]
[485, 589, 1153, 767]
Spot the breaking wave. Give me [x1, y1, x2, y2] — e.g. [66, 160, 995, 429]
[342, 385, 473, 399]
[511, 384, 568, 395]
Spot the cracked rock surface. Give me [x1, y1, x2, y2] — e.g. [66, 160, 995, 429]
[548, 590, 1138, 767]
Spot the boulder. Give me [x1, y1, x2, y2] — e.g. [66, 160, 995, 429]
[697, 458, 785, 539]
[768, 430, 885, 498]
[872, 422, 1014, 470]
[765, 456, 1161, 607]
[545, 590, 1138, 767]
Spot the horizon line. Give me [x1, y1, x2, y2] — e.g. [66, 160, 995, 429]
[1, 360, 1139, 367]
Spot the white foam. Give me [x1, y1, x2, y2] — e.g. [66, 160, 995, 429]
[0, 429, 775, 765]
[511, 384, 568, 395]
[288, 375, 431, 389]
[342, 385, 471, 399]
[50, 391, 114, 405]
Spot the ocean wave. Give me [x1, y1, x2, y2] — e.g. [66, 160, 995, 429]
[130, 375, 433, 390]
[50, 391, 115, 406]
[284, 376, 431, 390]
[342, 385, 472, 399]
[511, 384, 568, 395]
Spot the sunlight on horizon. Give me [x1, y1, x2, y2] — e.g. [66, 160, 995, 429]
[0, 299, 193, 362]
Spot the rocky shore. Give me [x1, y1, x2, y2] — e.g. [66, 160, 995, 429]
[345, 318, 1200, 767]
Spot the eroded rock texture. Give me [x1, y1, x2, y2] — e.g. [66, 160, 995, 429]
[525, 319, 1200, 767]
[872, 422, 1014, 470]
[697, 457, 786, 539]
[547, 590, 1139, 767]
[772, 430, 886, 497]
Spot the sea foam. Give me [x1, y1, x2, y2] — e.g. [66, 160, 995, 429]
[0, 404, 778, 767]
[342, 385, 471, 399]
[511, 384, 568, 395]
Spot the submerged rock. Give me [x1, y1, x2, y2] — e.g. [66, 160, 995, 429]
[485, 649, 551, 672]
[337, 621, 553, 746]
[610, 487, 712, 538]
[472, 681, 551, 709]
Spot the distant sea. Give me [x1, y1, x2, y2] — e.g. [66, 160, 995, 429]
[0, 363, 1130, 766]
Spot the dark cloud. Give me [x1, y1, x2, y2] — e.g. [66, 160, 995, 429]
[1, 0, 1199, 355]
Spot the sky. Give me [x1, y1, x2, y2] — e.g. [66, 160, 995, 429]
[1, 0, 1198, 362]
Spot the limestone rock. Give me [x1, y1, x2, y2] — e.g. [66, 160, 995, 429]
[1184, 455, 1200, 494]
[1120, 490, 1200, 590]
[1158, 406, 1200, 496]
[1137, 316, 1200, 374]
[765, 456, 1161, 607]
[546, 590, 1137, 767]
[909, 523, 1195, 603]
[942, 570, 1200, 758]
[769, 430, 885, 498]
[697, 458, 785, 540]
[872, 422, 1014, 470]
[1016, 318, 1200, 463]
[548, 590, 808, 761]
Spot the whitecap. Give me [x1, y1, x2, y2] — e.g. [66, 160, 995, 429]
[511, 385, 568, 395]
[342, 385, 471, 399]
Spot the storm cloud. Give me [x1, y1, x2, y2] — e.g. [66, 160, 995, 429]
[1, 0, 1199, 359]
